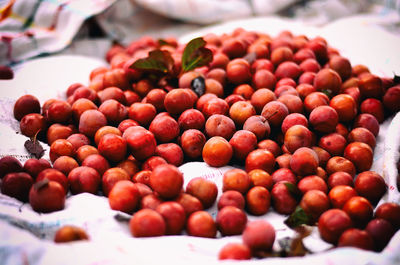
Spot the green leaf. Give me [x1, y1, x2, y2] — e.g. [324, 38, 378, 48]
[243, 52, 257, 65]
[393, 73, 400, 84]
[130, 50, 174, 75]
[284, 206, 311, 228]
[157, 39, 170, 47]
[284, 182, 302, 201]
[321, 89, 332, 98]
[34, 178, 49, 191]
[181, 37, 213, 73]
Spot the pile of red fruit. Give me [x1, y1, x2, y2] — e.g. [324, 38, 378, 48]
[2, 27, 400, 260]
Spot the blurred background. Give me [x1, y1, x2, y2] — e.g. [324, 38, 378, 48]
[0, 0, 399, 65]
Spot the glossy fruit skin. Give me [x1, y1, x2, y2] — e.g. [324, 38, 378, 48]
[102, 167, 130, 196]
[354, 171, 387, 204]
[54, 225, 89, 243]
[29, 180, 66, 213]
[329, 94, 357, 123]
[98, 134, 127, 163]
[175, 193, 203, 217]
[383, 85, 400, 113]
[242, 220, 275, 251]
[290, 147, 319, 176]
[180, 129, 206, 159]
[79, 110, 107, 137]
[186, 211, 217, 238]
[1, 172, 33, 202]
[156, 201, 186, 235]
[337, 228, 374, 250]
[53, 156, 79, 176]
[365, 218, 395, 251]
[108, 180, 140, 214]
[36, 168, 69, 194]
[374, 202, 400, 230]
[13, 94, 41, 121]
[318, 209, 353, 244]
[23, 158, 51, 180]
[344, 142, 374, 173]
[82, 154, 110, 176]
[245, 149, 275, 174]
[49, 139, 75, 163]
[202, 136, 233, 167]
[218, 190, 245, 210]
[149, 115, 180, 143]
[155, 143, 184, 166]
[246, 186, 271, 216]
[329, 185, 357, 209]
[271, 182, 298, 215]
[149, 164, 183, 200]
[342, 196, 373, 228]
[218, 243, 251, 260]
[68, 166, 101, 195]
[125, 127, 157, 161]
[216, 206, 247, 236]
[0, 156, 23, 179]
[205, 114, 236, 140]
[186, 177, 218, 209]
[300, 190, 330, 222]
[309, 105, 339, 134]
[313, 68, 342, 96]
[129, 209, 166, 237]
[164, 89, 194, 116]
[222, 168, 251, 194]
[20, 113, 46, 138]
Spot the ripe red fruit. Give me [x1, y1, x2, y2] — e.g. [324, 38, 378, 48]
[242, 220, 275, 251]
[156, 201, 186, 235]
[202, 136, 233, 167]
[129, 209, 166, 237]
[218, 243, 251, 260]
[1, 172, 33, 202]
[149, 164, 183, 199]
[108, 180, 140, 214]
[29, 180, 66, 213]
[318, 209, 353, 244]
[216, 206, 247, 236]
[186, 211, 217, 238]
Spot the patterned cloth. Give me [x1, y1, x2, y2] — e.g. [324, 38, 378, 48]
[1, 0, 399, 65]
[0, 0, 117, 65]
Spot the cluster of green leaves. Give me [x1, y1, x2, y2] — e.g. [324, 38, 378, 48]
[130, 37, 212, 77]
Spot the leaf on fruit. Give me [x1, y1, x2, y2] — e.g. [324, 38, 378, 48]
[181, 37, 213, 73]
[157, 39, 172, 47]
[34, 178, 49, 191]
[284, 182, 302, 201]
[393, 73, 400, 84]
[321, 89, 332, 98]
[24, 138, 45, 159]
[278, 225, 311, 256]
[284, 205, 311, 228]
[130, 49, 174, 75]
[243, 52, 257, 65]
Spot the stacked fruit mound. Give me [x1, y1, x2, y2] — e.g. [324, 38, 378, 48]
[2, 28, 400, 260]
